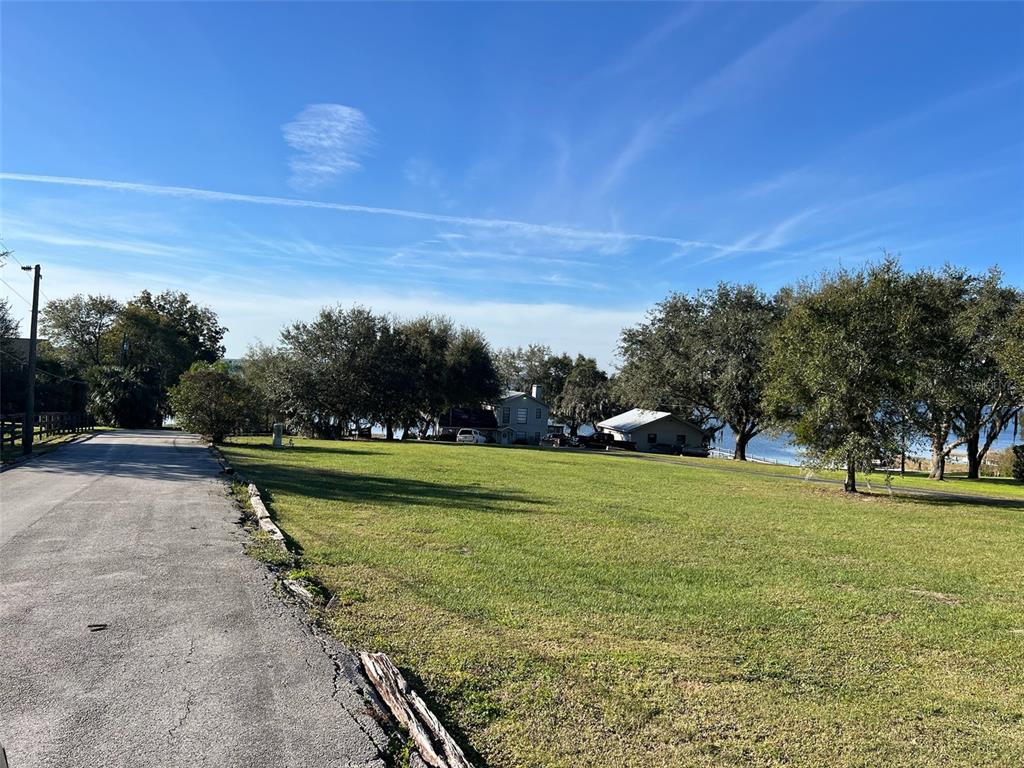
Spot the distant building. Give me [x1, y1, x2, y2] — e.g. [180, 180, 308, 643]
[489, 385, 550, 445]
[435, 384, 551, 445]
[597, 408, 710, 452]
[1, 337, 31, 364]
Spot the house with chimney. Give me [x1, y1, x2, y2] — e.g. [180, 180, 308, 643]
[434, 384, 551, 445]
[490, 384, 550, 445]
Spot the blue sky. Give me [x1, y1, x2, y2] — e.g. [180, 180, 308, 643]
[2, 2, 1022, 365]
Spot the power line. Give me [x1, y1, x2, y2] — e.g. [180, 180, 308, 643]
[4, 248, 26, 269]
[0, 348, 90, 386]
[0, 277, 33, 307]
[1, 249, 52, 304]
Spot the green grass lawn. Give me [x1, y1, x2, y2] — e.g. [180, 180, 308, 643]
[672, 454, 1024, 500]
[221, 437, 1024, 767]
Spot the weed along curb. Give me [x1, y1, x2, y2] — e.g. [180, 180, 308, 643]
[211, 443, 475, 768]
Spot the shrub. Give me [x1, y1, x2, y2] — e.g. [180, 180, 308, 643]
[1013, 445, 1024, 483]
[169, 362, 255, 442]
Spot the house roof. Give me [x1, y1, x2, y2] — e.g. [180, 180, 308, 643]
[597, 408, 705, 434]
[499, 390, 547, 408]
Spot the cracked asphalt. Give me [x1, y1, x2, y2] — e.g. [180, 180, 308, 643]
[0, 430, 388, 767]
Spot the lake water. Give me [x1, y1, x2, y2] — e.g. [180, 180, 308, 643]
[711, 419, 1023, 467]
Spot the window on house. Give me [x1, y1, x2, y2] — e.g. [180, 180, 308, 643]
[502, 407, 510, 424]
[647, 433, 657, 444]
[535, 431, 541, 442]
[516, 431, 526, 441]
[516, 408, 527, 424]
[535, 407, 541, 419]
[676, 434, 686, 444]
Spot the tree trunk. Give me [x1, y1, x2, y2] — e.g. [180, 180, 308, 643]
[570, 423, 578, 437]
[928, 431, 946, 480]
[733, 430, 750, 461]
[385, 420, 394, 441]
[400, 420, 412, 441]
[977, 406, 1019, 475]
[965, 432, 980, 479]
[844, 456, 857, 493]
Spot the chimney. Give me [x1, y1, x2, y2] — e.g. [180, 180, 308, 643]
[530, 383, 542, 401]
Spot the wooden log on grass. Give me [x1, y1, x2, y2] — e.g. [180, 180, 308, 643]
[359, 651, 474, 768]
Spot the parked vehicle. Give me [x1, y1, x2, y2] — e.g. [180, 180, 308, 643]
[456, 428, 488, 444]
[540, 433, 570, 447]
[580, 432, 637, 451]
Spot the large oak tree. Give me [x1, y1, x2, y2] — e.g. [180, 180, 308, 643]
[617, 283, 784, 460]
[763, 261, 917, 491]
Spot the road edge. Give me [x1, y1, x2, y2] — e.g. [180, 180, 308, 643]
[0, 430, 100, 473]
[210, 443, 476, 768]
[208, 444, 407, 765]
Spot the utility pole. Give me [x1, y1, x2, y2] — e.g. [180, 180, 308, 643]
[21, 264, 41, 455]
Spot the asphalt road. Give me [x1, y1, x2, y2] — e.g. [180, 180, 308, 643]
[0, 430, 388, 768]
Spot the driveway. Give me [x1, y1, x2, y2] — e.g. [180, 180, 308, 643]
[0, 430, 387, 768]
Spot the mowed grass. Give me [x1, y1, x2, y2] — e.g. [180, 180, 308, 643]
[221, 438, 1024, 767]
[673, 455, 1024, 501]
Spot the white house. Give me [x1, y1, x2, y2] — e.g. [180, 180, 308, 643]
[488, 385, 550, 445]
[596, 409, 709, 453]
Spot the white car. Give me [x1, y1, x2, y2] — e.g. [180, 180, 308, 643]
[456, 428, 487, 444]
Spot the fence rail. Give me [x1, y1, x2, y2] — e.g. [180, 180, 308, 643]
[0, 411, 96, 451]
[708, 447, 790, 465]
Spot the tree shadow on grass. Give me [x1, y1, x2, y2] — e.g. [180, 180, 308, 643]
[253, 462, 550, 516]
[226, 441, 386, 457]
[874, 490, 1024, 511]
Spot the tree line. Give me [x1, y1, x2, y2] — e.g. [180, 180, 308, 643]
[2, 290, 225, 427]
[616, 259, 1023, 489]
[213, 310, 620, 442]
[4, 258, 1021, 489]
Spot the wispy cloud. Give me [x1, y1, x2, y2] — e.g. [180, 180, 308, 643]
[695, 206, 822, 265]
[282, 103, 373, 189]
[597, 3, 852, 194]
[3, 227, 187, 258]
[578, 4, 702, 89]
[740, 71, 1024, 200]
[0, 172, 800, 258]
[5, 259, 638, 366]
[404, 157, 457, 209]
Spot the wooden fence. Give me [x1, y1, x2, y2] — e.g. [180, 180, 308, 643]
[0, 411, 95, 450]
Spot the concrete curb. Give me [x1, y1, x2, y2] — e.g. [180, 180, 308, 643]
[210, 442, 471, 768]
[208, 446, 287, 544]
[208, 446, 287, 542]
[0, 430, 99, 473]
[247, 482, 286, 542]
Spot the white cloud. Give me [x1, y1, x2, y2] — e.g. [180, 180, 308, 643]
[282, 103, 373, 189]
[1, 260, 638, 368]
[0, 172, 797, 258]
